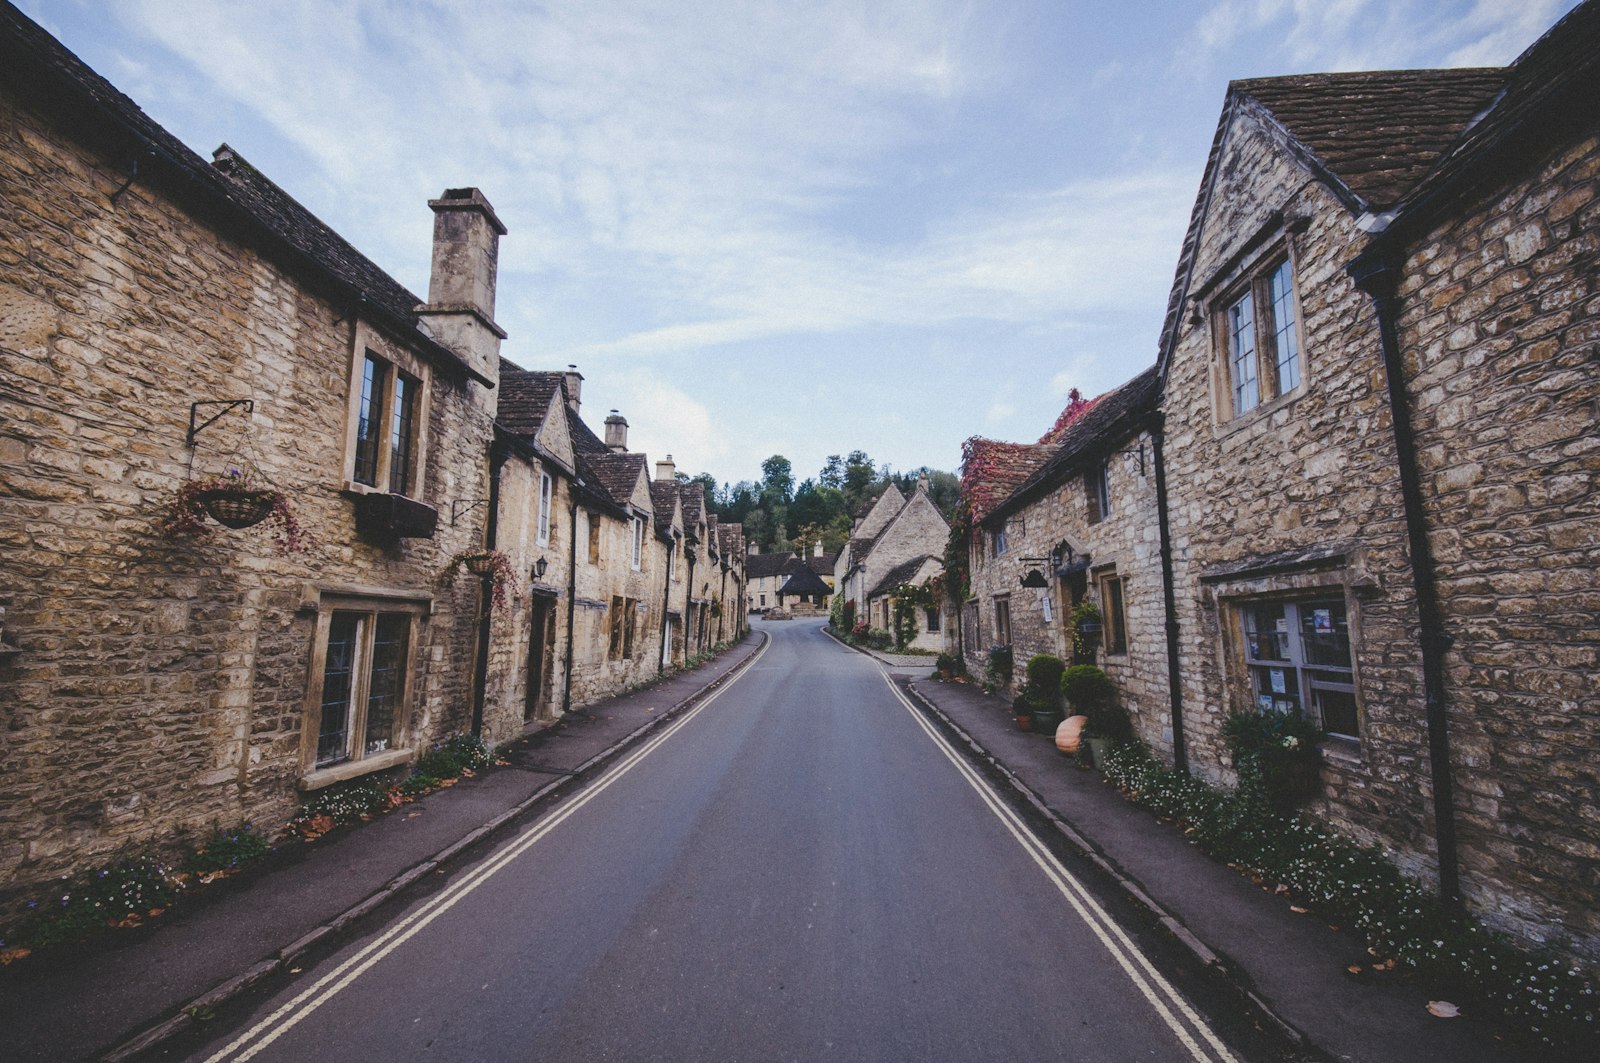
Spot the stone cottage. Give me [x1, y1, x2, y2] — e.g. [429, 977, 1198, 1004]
[0, 6, 505, 903]
[1156, 0, 1599, 961]
[834, 478, 951, 637]
[966, 370, 1167, 740]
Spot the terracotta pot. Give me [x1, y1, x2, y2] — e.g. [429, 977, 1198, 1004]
[1014, 713, 1032, 732]
[1056, 715, 1088, 754]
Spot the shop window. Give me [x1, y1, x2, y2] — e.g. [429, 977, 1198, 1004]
[1240, 597, 1357, 738]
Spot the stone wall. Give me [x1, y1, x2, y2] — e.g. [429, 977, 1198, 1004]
[966, 430, 1167, 746]
[1160, 105, 1438, 872]
[1389, 130, 1600, 958]
[0, 92, 494, 903]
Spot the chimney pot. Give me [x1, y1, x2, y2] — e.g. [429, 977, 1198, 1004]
[656, 454, 676, 482]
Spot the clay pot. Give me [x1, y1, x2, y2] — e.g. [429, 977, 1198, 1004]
[1055, 715, 1089, 754]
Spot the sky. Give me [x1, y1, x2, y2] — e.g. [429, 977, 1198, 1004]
[18, 0, 1580, 489]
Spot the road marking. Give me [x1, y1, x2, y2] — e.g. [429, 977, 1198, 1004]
[199, 638, 772, 1063]
[880, 671, 1240, 1063]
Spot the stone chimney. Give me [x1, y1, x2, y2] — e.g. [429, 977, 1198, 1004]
[564, 364, 583, 414]
[814, 539, 823, 557]
[604, 411, 629, 452]
[656, 454, 676, 482]
[916, 472, 930, 494]
[416, 187, 507, 382]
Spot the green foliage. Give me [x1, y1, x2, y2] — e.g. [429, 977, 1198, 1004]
[935, 652, 965, 677]
[1222, 708, 1324, 806]
[1025, 654, 1067, 698]
[1070, 600, 1103, 657]
[890, 581, 938, 651]
[9, 856, 186, 950]
[186, 822, 271, 875]
[1101, 743, 1598, 1048]
[983, 644, 1014, 691]
[1061, 664, 1128, 740]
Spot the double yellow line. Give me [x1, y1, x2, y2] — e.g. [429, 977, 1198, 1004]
[203, 637, 772, 1063]
[879, 670, 1240, 1063]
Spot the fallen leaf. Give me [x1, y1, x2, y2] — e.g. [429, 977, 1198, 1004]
[0, 947, 31, 965]
[1427, 1001, 1460, 1018]
[1289, 905, 1309, 914]
[1273, 884, 1290, 895]
[147, 908, 165, 918]
[1347, 965, 1364, 975]
[405, 812, 423, 819]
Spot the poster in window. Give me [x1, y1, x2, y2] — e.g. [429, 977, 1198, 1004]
[1258, 694, 1274, 711]
[1313, 608, 1333, 634]
[1269, 668, 1287, 693]
[1275, 617, 1289, 633]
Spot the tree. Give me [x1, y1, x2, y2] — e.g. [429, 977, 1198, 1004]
[760, 455, 794, 506]
[820, 454, 844, 489]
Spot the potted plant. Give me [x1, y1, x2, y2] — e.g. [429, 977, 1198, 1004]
[983, 644, 1014, 695]
[1070, 601, 1103, 659]
[1023, 654, 1067, 734]
[1222, 708, 1324, 807]
[158, 467, 312, 555]
[440, 549, 519, 611]
[1062, 664, 1126, 767]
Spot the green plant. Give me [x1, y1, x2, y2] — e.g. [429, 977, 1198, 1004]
[1061, 664, 1128, 740]
[1099, 742, 1596, 1048]
[1069, 600, 1102, 657]
[9, 856, 185, 950]
[1025, 654, 1067, 703]
[186, 822, 271, 877]
[1222, 708, 1323, 805]
[440, 549, 519, 611]
[984, 644, 1014, 689]
[157, 467, 312, 555]
[935, 652, 964, 678]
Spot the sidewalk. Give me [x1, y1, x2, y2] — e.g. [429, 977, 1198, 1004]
[1, 632, 766, 1063]
[899, 673, 1537, 1063]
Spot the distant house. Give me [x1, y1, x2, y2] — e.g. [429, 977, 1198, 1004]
[835, 478, 950, 638]
[864, 555, 945, 653]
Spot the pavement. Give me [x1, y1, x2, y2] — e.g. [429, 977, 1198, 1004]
[850, 636, 1539, 1063]
[4, 622, 1543, 1063]
[1, 631, 768, 1063]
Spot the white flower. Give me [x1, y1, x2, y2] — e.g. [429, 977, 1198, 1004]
[1282, 736, 1300, 749]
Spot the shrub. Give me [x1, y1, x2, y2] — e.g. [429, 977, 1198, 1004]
[1025, 654, 1067, 702]
[187, 822, 271, 876]
[1100, 742, 1597, 1048]
[984, 644, 1014, 687]
[1062, 665, 1129, 740]
[935, 652, 964, 677]
[1222, 708, 1323, 806]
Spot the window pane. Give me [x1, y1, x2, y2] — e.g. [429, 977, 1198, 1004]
[1105, 576, 1127, 654]
[1242, 601, 1290, 661]
[364, 614, 408, 755]
[538, 474, 552, 543]
[390, 372, 417, 495]
[1251, 664, 1301, 713]
[318, 615, 360, 766]
[1314, 686, 1359, 738]
[1229, 291, 1259, 412]
[1269, 261, 1300, 393]
[354, 356, 388, 487]
[1299, 601, 1351, 669]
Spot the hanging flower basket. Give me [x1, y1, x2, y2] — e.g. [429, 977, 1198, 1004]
[197, 488, 276, 529]
[440, 549, 519, 611]
[157, 469, 312, 555]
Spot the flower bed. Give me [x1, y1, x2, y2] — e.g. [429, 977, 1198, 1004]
[1101, 742, 1597, 1047]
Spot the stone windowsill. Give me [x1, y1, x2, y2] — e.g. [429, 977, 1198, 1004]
[1318, 734, 1363, 767]
[298, 747, 413, 791]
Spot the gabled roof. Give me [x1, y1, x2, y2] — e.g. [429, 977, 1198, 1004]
[496, 364, 564, 437]
[778, 565, 831, 599]
[647, 481, 681, 539]
[679, 482, 706, 530]
[581, 452, 649, 510]
[717, 524, 744, 558]
[807, 554, 837, 577]
[746, 552, 797, 580]
[986, 367, 1161, 525]
[869, 555, 941, 599]
[0, 6, 489, 386]
[1236, 69, 1505, 212]
[960, 439, 1056, 523]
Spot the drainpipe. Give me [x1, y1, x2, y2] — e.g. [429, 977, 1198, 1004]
[470, 439, 509, 737]
[658, 535, 675, 674]
[685, 552, 698, 654]
[560, 493, 580, 715]
[1350, 251, 1461, 913]
[1148, 413, 1188, 776]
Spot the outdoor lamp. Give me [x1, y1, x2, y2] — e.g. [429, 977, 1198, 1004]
[533, 556, 548, 580]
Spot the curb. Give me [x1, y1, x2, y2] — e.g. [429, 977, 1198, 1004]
[98, 632, 769, 1063]
[895, 677, 1312, 1050]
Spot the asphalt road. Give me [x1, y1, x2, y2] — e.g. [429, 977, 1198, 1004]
[171, 620, 1248, 1063]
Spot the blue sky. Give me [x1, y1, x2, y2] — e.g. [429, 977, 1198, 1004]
[19, 0, 1578, 488]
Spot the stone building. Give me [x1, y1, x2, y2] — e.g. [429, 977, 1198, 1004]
[1156, 1, 1599, 961]
[966, 371, 1166, 739]
[834, 480, 951, 636]
[0, 7, 505, 901]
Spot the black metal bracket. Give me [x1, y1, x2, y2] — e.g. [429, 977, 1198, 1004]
[109, 156, 142, 206]
[450, 499, 489, 526]
[1114, 441, 1147, 476]
[187, 399, 254, 447]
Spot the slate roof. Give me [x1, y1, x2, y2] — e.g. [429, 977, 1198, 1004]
[1237, 69, 1506, 211]
[869, 555, 940, 599]
[745, 553, 797, 580]
[986, 367, 1161, 525]
[807, 554, 837, 577]
[717, 524, 745, 559]
[496, 363, 564, 437]
[581, 452, 648, 509]
[778, 565, 831, 599]
[647, 481, 680, 538]
[679, 483, 706, 529]
[0, 5, 488, 385]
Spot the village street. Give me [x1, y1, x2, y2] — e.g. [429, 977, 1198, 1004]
[161, 620, 1253, 1063]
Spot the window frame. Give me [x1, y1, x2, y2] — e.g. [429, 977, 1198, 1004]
[300, 591, 427, 789]
[343, 326, 432, 498]
[1101, 572, 1127, 656]
[992, 595, 1012, 647]
[1212, 250, 1305, 421]
[631, 515, 645, 571]
[1085, 458, 1111, 524]
[536, 471, 553, 547]
[1237, 596, 1359, 739]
